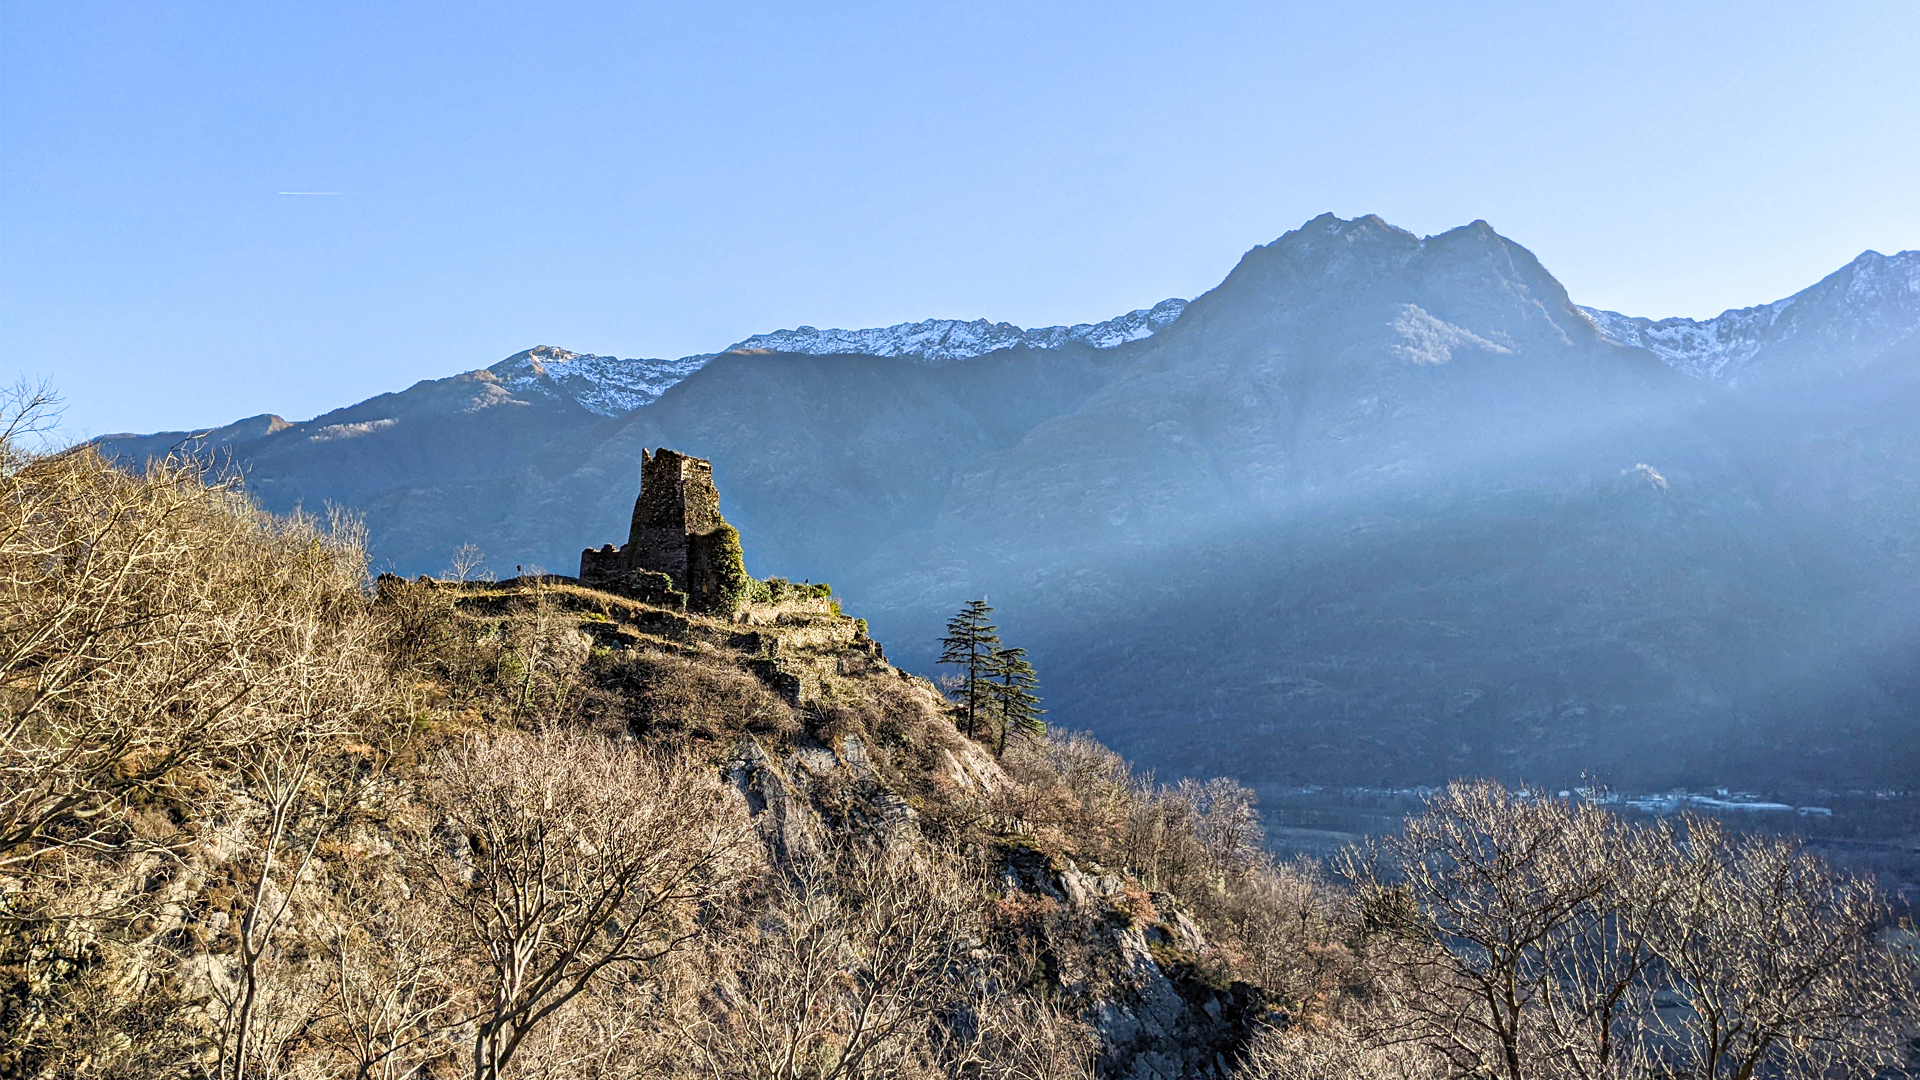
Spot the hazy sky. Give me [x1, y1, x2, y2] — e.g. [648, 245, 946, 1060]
[5, 0, 1918, 437]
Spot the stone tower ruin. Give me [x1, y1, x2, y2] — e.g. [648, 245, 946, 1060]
[580, 448, 735, 607]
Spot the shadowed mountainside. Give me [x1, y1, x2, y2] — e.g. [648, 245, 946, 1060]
[99, 214, 1920, 794]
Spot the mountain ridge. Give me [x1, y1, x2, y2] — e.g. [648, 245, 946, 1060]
[100, 228, 1916, 445]
[1582, 248, 1920, 380]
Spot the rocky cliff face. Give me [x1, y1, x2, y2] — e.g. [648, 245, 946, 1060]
[726, 728, 1270, 1080]
[97, 215, 1920, 795]
[473, 576, 1281, 1079]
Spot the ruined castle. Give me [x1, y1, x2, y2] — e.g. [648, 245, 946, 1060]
[580, 448, 740, 610]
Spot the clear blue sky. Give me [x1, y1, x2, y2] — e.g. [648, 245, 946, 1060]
[5, 0, 1917, 437]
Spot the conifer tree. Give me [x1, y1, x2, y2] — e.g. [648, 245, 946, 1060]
[938, 599, 999, 738]
[985, 646, 1043, 758]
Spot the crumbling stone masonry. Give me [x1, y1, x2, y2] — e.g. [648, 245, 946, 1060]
[580, 448, 735, 609]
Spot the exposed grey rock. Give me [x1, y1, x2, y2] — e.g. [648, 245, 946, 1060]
[727, 735, 821, 866]
[725, 730, 1261, 1077]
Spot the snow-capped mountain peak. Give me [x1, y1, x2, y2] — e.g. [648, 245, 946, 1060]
[488, 345, 711, 416]
[1581, 249, 1920, 381]
[1842, 247, 1920, 304]
[720, 298, 1188, 362]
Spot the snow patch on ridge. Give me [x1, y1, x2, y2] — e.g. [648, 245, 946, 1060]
[1391, 304, 1511, 366]
[1579, 302, 1788, 380]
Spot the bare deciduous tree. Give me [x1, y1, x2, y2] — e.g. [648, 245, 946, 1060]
[321, 861, 471, 1080]
[216, 735, 387, 1080]
[446, 543, 492, 584]
[212, 555, 391, 1080]
[1346, 782, 1624, 1080]
[432, 731, 749, 1080]
[1638, 819, 1916, 1080]
[1330, 781, 1919, 1080]
[1, 398, 399, 1076]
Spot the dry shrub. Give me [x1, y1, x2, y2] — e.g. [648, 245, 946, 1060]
[0, 391, 397, 1075]
[996, 732, 1276, 922]
[486, 576, 594, 725]
[835, 672, 945, 750]
[935, 981, 1099, 1080]
[596, 648, 797, 740]
[1186, 858, 1355, 1013]
[803, 699, 865, 747]
[1238, 1018, 1445, 1080]
[373, 572, 462, 678]
[678, 840, 1094, 1080]
[377, 575, 603, 730]
[430, 729, 753, 1080]
[799, 672, 940, 754]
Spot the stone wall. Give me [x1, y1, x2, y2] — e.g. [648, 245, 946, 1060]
[580, 543, 625, 586]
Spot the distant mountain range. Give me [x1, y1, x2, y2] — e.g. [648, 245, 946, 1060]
[99, 214, 1920, 795]
[396, 299, 1196, 420]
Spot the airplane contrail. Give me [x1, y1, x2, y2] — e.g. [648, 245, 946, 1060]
[277, 191, 347, 195]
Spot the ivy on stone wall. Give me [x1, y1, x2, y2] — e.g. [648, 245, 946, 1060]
[692, 523, 753, 615]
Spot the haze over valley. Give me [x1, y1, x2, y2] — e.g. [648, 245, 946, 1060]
[102, 213, 1920, 800]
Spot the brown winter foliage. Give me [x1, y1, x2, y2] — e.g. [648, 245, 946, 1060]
[1238, 782, 1920, 1080]
[0, 387, 1913, 1079]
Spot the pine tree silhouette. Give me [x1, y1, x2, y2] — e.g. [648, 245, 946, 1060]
[938, 599, 999, 739]
[986, 646, 1043, 758]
